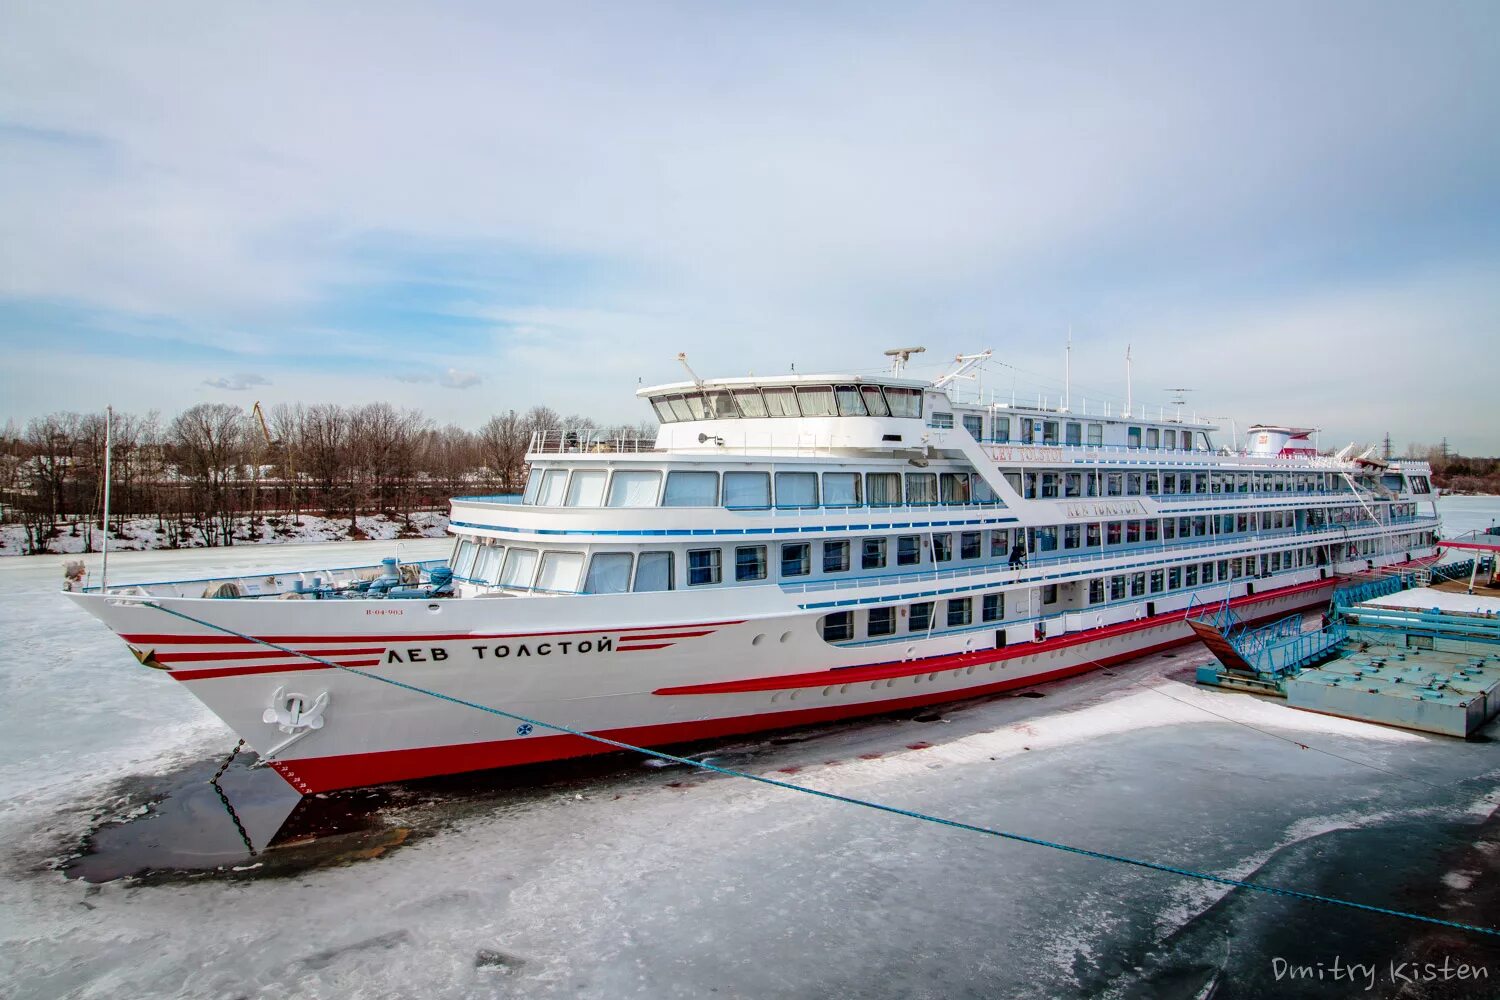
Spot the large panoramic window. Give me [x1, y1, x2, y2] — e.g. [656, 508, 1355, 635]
[866, 472, 901, 506]
[822, 472, 861, 507]
[535, 551, 584, 593]
[905, 473, 938, 505]
[473, 544, 504, 584]
[583, 552, 633, 594]
[537, 469, 568, 506]
[564, 469, 607, 507]
[884, 387, 923, 418]
[732, 388, 767, 417]
[606, 470, 661, 507]
[663, 470, 719, 506]
[795, 386, 837, 417]
[723, 471, 771, 508]
[633, 551, 674, 592]
[834, 385, 868, 416]
[861, 385, 890, 417]
[499, 548, 539, 589]
[775, 471, 819, 508]
[762, 386, 800, 417]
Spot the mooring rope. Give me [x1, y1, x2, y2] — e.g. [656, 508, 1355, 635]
[134, 599, 1499, 938]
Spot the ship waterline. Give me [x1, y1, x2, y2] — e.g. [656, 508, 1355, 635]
[68, 353, 1443, 793]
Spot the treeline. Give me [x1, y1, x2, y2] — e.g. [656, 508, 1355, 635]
[0, 402, 653, 553]
[1407, 445, 1500, 495]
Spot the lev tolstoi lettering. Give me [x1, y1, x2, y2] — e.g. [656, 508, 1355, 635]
[385, 637, 615, 664]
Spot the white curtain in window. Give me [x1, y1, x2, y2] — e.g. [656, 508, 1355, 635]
[535, 551, 584, 592]
[866, 472, 900, 505]
[775, 472, 818, 507]
[584, 552, 633, 593]
[607, 470, 661, 507]
[822, 473, 859, 506]
[474, 545, 505, 584]
[723, 472, 771, 507]
[633, 552, 673, 591]
[538, 470, 568, 506]
[663, 471, 718, 506]
[565, 470, 607, 507]
[499, 548, 539, 588]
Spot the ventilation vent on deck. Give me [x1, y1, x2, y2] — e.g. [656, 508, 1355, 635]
[883, 434, 903, 442]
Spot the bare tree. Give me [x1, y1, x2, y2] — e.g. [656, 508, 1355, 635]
[170, 403, 247, 547]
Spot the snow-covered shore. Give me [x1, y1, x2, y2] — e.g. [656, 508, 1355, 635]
[0, 511, 450, 557]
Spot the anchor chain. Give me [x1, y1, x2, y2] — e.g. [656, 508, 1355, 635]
[208, 739, 258, 857]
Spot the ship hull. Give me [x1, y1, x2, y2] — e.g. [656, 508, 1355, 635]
[69, 571, 1352, 794]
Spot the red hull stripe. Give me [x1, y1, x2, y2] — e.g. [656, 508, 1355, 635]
[621, 630, 716, 641]
[654, 578, 1337, 696]
[269, 583, 1336, 794]
[154, 647, 383, 664]
[171, 658, 381, 681]
[616, 643, 675, 652]
[269, 633, 1202, 793]
[120, 619, 745, 646]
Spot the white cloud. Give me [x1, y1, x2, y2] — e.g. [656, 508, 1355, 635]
[202, 372, 272, 391]
[438, 368, 482, 390]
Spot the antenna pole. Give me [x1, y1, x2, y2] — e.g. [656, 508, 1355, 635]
[1063, 328, 1072, 412]
[1124, 345, 1133, 418]
[101, 404, 112, 592]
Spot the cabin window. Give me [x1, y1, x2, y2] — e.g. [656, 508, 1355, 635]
[1145, 519, 1159, 542]
[731, 388, 767, 418]
[538, 469, 569, 506]
[687, 549, 721, 586]
[775, 471, 819, 508]
[1110, 576, 1126, 600]
[1168, 567, 1181, 589]
[1088, 579, 1105, 604]
[564, 469, 607, 507]
[932, 533, 953, 562]
[1020, 420, 1035, 443]
[1127, 426, 1142, 449]
[1041, 473, 1059, 498]
[762, 386, 800, 417]
[1126, 521, 1141, 544]
[1035, 526, 1057, 552]
[1163, 429, 1177, 449]
[663, 470, 719, 506]
[822, 472, 861, 507]
[1145, 427, 1159, 448]
[866, 472, 901, 506]
[522, 469, 544, 504]
[960, 531, 982, 559]
[868, 607, 896, 637]
[834, 385, 868, 417]
[536, 551, 584, 593]
[1087, 423, 1103, 445]
[634, 551, 675, 592]
[823, 540, 850, 573]
[982, 593, 1004, 622]
[1086, 523, 1101, 547]
[1063, 473, 1081, 498]
[473, 544, 504, 584]
[1064, 525, 1081, 549]
[972, 474, 996, 504]
[905, 473, 938, 505]
[821, 611, 854, 642]
[1065, 422, 1081, 445]
[962, 414, 983, 439]
[940, 472, 971, 504]
[781, 542, 811, 577]
[499, 548, 539, 589]
[723, 471, 772, 508]
[910, 602, 935, 632]
[583, 552, 633, 594]
[929, 411, 955, 430]
[947, 598, 972, 627]
[884, 387, 923, 418]
[1043, 421, 1059, 445]
[1106, 474, 1123, 497]
[1150, 570, 1164, 593]
[897, 535, 921, 565]
[606, 470, 661, 507]
[862, 537, 887, 569]
[735, 545, 767, 582]
[993, 415, 1010, 442]
[861, 385, 890, 417]
[1041, 584, 1059, 605]
[452, 539, 480, 579]
[795, 386, 837, 418]
[1185, 565, 1199, 587]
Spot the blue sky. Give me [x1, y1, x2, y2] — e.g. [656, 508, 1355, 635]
[2, 2, 1497, 452]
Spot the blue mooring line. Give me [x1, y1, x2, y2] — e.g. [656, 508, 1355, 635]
[137, 599, 1499, 939]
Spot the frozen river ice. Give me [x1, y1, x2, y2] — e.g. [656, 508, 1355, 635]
[2, 517, 1498, 999]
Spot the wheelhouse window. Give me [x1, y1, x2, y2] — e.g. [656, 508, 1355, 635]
[833, 385, 868, 416]
[687, 549, 722, 586]
[732, 388, 768, 417]
[862, 537, 887, 569]
[861, 385, 890, 416]
[897, 535, 921, 565]
[762, 386, 800, 417]
[633, 551, 675, 592]
[536, 551, 584, 593]
[703, 390, 739, 419]
[866, 472, 901, 506]
[822, 472, 861, 507]
[651, 397, 676, 423]
[735, 545, 767, 582]
[583, 552, 633, 594]
[607, 470, 661, 507]
[884, 387, 923, 418]
[663, 470, 719, 506]
[781, 542, 811, 577]
[775, 471, 819, 508]
[822, 540, 850, 573]
[723, 471, 771, 508]
[795, 386, 837, 417]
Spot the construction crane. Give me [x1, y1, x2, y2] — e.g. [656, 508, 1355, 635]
[251, 401, 299, 526]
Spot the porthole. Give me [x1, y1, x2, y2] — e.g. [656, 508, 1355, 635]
[752, 633, 766, 646]
[426, 603, 442, 613]
[779, 631, 792, 644]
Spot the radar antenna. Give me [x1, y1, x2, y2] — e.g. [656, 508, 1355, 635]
[1166, 388, 1193, 423]
[933, 350, 993, 389]
[884, 346, 926, 377]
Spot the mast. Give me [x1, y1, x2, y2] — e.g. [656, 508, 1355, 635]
[1063, 328, 1072, 412]
[1124, 344, 1133, 418]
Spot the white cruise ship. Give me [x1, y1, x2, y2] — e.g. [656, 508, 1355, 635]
[67, 351, 1443, 794]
